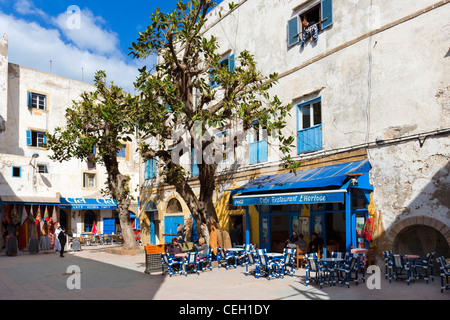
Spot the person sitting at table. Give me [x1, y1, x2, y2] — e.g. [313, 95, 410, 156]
[167, 237, 183, 256]
[194, 237, 209, 255]
[286, 232, 307, 249]
[308, 232, 324, 254]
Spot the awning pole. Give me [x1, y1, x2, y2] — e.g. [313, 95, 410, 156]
[345, 189, 352, 252]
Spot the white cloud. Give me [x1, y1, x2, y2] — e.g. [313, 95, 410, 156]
[0, 8, 155, 92]
[53, 8, 121, 56]
[13, 0, 47, 19]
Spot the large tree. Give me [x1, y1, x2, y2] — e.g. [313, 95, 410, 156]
[130, 0, 296, 241]
[47, 71, 138, 250]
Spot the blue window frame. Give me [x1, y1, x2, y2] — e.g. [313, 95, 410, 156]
[287, 0, 333, 47]
[297, 97, 322, 154]
[27, 91, 47, 110]
[249, 120, 268, 165]
[26, 130, 47, 148]
[209, 54, 235, 88]
[145, 158, 157, 180]
[191, 148, 200, 177]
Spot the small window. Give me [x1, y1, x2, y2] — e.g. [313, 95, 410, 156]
[117, 144, 127, 159]
[28, 92, 47, 110]
[12, 167, 21, 178]
[83, 172, 97, 189]
[37, 164, 48, 174]
[297, 98, 323, 154]
[145, 158, 157, 180]
[26, 130, 47, 148]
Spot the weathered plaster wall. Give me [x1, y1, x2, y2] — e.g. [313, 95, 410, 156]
[0, 34, 8, 136]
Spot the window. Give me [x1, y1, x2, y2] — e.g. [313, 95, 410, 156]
[297, 97, 322, 154]
[26, 130, 47, 148]
[288, 0, 333, 47]
[166, 198, 183, 214]
[37, 164, 48, 174]
[209, 54, 235, 88]
[145, 158, 157, 180]
[83, 172, 97, 189]
[249, 120, 268, 165]
[215, 130, 229, 162]
[12, 167, 21, 178]
[117, 143, 127, 159]
[191, 147, 200, 177]
[28, 92, 47, 110]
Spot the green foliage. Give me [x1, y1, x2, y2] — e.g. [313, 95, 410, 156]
[130, 0, 298, 176]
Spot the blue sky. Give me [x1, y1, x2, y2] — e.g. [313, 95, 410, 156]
[0, 0, 187, 91]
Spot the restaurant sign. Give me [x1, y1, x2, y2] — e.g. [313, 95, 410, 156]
[233, 191, 345, 206]
[60, 198, 117, 210]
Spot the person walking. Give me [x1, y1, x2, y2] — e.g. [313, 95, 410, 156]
[58, 227, 67, 258]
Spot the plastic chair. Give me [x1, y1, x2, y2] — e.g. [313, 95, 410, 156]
[411, 252, 435, 283]
[182, 252, 200, 277]
[161, 253, 182, 277]
[436, 256, 450, 293]
[334, 256, 360, 288]
[389, 254, 412, 285]
[217, 248, 237, 270]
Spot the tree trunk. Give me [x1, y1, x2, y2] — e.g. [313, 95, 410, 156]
[117, 203, 137, 250]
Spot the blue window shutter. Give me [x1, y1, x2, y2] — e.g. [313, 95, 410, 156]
[43, 133, 47, 145]
[288, 16, 299, 46]
[228, 54, 235, 72]
[321, 0, 333, 30]
[191, 148, 199, 177]
[259, 140, 269, 163]
[145, 160, 150, 180]
[27, 92, 32, 108]
[26, 130, 32, 146]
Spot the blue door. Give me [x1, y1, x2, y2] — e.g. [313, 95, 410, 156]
[103, 218, 115, 235]
[164, 216, 184, 244]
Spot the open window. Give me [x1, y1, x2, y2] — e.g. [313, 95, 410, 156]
[288, 0, 333, 47]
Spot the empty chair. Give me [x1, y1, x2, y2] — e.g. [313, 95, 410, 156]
[161, 253, 182, 277]
[256, 250, 279, 280]
[334, 256, 360, 288]
[237, 244, 254, 265]
[244, 252, 259, 277]
[182, 252, 201, 277]
[436, 256, 450, 293]
[217, 248, 237, 270]
[305, 253, 332, 289]
[411, 252, 435, 283]
[278, 251, 295, 278]
[331, 252, 346, 260]
[383, 250, 393, 279]
[199, 249, 213, 272]
[389, 254, 412, 285]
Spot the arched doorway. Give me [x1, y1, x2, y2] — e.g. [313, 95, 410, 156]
[164, 198, 185, 244]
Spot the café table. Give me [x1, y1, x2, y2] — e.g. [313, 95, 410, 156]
[266, 252, 283, 259]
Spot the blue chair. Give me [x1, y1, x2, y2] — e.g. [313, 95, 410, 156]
[334, 256, 360, 288]
[383, 250, 392, 279]
[161, 253, 182, 277]
[237, 244, 254, 265]
[349, 253, 366, 283]
[182, 252, 200, 277]
[256, 249, 279, 280]
[305, 254, 332, 289]
[389, 254, 412, 285]
[436, 256, 450, 293]
[217, 247, 237, 270]
[244, 252, 259, 277]
[199, 249, 213, 272]
[278, 251, 295, 278]
[411, 252, 435, 283]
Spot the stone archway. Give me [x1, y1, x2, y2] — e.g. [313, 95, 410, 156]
[387, 216, 450, 263]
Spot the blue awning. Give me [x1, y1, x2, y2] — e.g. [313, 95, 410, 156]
[60, 198, 117, 210]
[231, 160, 372, 206]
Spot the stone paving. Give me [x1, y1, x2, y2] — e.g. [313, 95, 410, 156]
[0, 246, 448, 301]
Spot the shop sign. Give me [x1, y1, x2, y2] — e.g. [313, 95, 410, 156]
[60, 198, 117, 210]
[233, 192, 345, 206]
